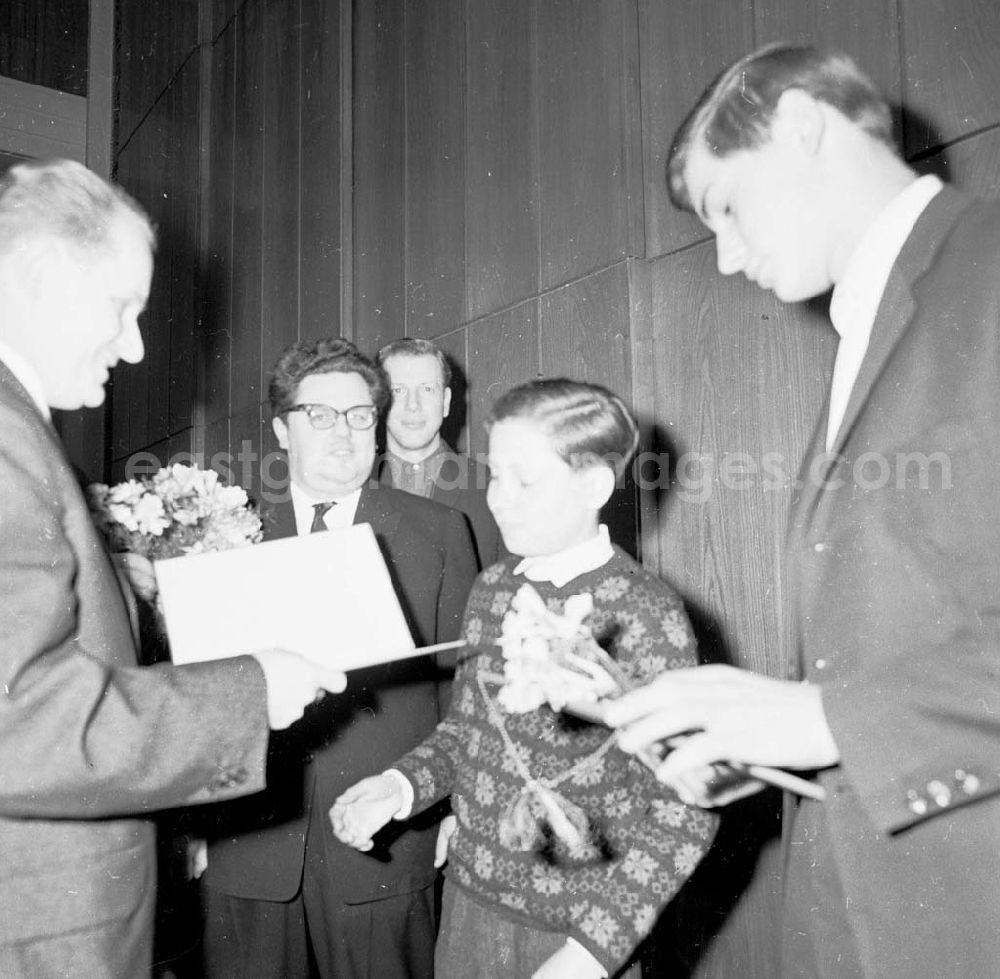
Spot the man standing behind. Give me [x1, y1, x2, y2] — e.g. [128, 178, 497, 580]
[201, 338, 478, 979]
[0, 159, 345, 979]
[605, 45, 1000, 979]
[377, 337, 502, 569]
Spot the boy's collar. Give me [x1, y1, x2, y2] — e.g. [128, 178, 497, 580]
[513, 524, 613, 587]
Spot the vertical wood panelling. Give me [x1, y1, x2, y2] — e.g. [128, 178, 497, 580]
[353, 0, 405, 352]
[112, 123, 159, 456]
[209, 0, 241, 43]
[228, 0, 264, 415]
[299, 0, 345, 341]
[405, 0, 466, 336]
[143, 97, 172, 449]
[430, 329, 472, 452]
[202, 416, 230, 481]
[920, 128, 1000, 200]
[642, 240, 833, 979]
[538, 265, 632, 394]
[540, 263, 638, 553]
[536, 0, 637, 287]
[900, 0, 1000, 157]
[261, 0, 301, 371]
[229, 403, 263, 503]
[465, 0, 538, 320]
[202, 20, 236, 428]
[465, 303, 539, 459]
[167, 61, 201, 436]
[755, 0, 902, 122]
[116, 0, 199, 148]
[0, 0, 89, 95]
[650, 244, 832, 676]
[640, 0, 754, 260]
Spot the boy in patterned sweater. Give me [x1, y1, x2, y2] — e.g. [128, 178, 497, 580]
[332, 379, 717, 979]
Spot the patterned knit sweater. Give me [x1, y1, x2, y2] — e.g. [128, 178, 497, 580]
[393, 548, 718, 975]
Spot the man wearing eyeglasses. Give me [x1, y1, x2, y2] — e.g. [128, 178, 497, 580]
[199, 338, 478, 979]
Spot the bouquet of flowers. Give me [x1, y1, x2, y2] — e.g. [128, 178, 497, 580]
[88, 462, 262, 560]
[496, 583, 627, 715]
[486, 584, 634, 850]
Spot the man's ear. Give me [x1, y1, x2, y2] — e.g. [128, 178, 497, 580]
[771, 88, 826, 156]
[442, 386, 452, 418]
[581, 464, 617, 511]
[272, 414, 289, 450]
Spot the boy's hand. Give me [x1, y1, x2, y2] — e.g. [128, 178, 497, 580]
[434, 814, 457, 868]
[329, 774, 404, 851]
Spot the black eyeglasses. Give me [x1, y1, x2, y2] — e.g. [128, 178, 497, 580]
[285, 403, 378, 431]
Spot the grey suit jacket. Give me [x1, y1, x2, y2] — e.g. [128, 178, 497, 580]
[781, 187, 1000, 978]
[0, 361, 270, 977]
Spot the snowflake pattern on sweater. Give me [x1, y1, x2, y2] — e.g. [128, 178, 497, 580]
[393, 548, 718, 974]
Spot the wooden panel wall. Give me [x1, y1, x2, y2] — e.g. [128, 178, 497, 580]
[0, 0, 89, 95]
[352, 0, 644, 546]
[112, 0, 346, 504]
[108, 1, 1000, 976]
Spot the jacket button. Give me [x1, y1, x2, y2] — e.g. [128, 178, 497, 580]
[814, 658, 827, 670]
[906, 789, 928, 815]
[813, 542, 827, 553]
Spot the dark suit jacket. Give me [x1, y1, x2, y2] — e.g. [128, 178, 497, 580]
[203, 483, 478, 904]
[0, 362, 269, 975]
[378, 442, 505, 568]
[782, 187, 1000, 979]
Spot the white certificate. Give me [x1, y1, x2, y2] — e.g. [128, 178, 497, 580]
[155, 523, 416, 670]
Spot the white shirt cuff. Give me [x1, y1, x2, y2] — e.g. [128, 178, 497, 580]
[382, 768, 415, 820]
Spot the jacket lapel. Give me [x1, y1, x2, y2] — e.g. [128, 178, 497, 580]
[792, 186, 971, 534]
[354, 485, 401, 545]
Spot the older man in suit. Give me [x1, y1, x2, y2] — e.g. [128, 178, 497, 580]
[0, 159, 345, 979]
[201, 338, 478, 979]
[605, 45, 1000, 979]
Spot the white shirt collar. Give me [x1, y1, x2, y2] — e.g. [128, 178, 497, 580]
[289, 481, 362, 535]
[0, 339, 51, 421]
[829, 174, 943, 342]
[825, 174, 943, 449]
[513, 524, 614, 587]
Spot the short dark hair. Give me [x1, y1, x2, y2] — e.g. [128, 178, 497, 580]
[0, 158, 154, 258]
[376, 337, 452, 388]
[268, 338, 391, 417]
[487, 378, 639, 479]
[667, 44, 896, 211]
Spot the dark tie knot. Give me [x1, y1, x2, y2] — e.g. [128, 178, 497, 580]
[310, 500, 336, 533]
